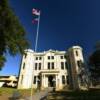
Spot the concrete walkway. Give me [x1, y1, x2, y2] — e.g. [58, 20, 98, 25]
[25, 88, 53, 100]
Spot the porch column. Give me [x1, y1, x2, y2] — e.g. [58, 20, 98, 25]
[36, 76, 37, 87]
[56, 74, 59, 90]
[55, 74, 57, 88]
[41, 74, 44, 88]
[44, 74, 46, 87]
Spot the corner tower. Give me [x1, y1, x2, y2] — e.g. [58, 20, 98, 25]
[68, 46, 88, 90]
[17, 49, 34, 89]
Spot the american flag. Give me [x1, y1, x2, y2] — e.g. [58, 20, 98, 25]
[32, 18, 38, 24]
[32, 8, 40, 16]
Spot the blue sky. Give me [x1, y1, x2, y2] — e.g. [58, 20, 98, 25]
[0, 0, 100, 76]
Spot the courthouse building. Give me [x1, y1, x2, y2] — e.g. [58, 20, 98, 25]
[17, 46, 88, 90]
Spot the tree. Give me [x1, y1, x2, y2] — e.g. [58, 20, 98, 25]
[0, 0, 29, 70]
[89, 43, 100, 85]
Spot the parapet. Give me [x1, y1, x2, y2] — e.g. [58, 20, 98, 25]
[24, 49, 34, 53]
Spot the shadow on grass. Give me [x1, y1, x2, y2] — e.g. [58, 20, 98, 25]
[8, 91, 22, 100]
[47, 89, 100, 100]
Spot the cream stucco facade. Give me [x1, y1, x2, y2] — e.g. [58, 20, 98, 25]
[17, 46, 88, 90]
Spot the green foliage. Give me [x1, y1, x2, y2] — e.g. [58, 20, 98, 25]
[48, 90, 100, 100]
[0, 87, 35, 97]
[0, 0, 29, 69]
[89, 50, 100, 67]
[0, 55, 6, 70]
[89, 43, 100, 85]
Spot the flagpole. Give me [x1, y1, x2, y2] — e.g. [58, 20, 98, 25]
[35, 11, 41, 52]
[30, 10, 41, 100]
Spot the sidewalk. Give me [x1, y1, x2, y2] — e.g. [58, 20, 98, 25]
[25, 88, 53, 100]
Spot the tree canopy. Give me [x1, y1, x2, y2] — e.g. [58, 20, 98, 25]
[89, 43, 100, 85]
[0, 0, 29, 70]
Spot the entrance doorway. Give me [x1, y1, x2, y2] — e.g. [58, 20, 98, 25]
[48, 75, 55, 87]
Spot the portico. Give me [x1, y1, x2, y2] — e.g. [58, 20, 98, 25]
[40, 70, 61, 90]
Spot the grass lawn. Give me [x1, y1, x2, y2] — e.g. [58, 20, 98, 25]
[48, 89, 100, 100]
[0, 87, 100, 100]
[0, 87, 36, 100]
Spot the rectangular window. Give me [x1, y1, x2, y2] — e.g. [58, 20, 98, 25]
[39, 57, 42, 60]
[76, 51, 78, 56]
[24, 53, 27, 58]
[64, 55, 66, 59]
[52, 62, 54, 69]
[77, 60, 81, 68]
[33, 76, 36, 84]
[36, 57, 38, 60]
[60, 56, 63, 59]
[65, 62, 68, 69]
[66, 75, 69, 84]
[35, 63, 37, 70]
[21, 75, 23, 84]
[38, 76, 40, 80]
[51, 56, 54, 59]
[39, 63, 41, 70]
[48, 62, 50, 69]
[62, 75, 65, 84]
[61, 62, 64, 69]
[23, 63, 25, 69]
[48, 56, 50, 59]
